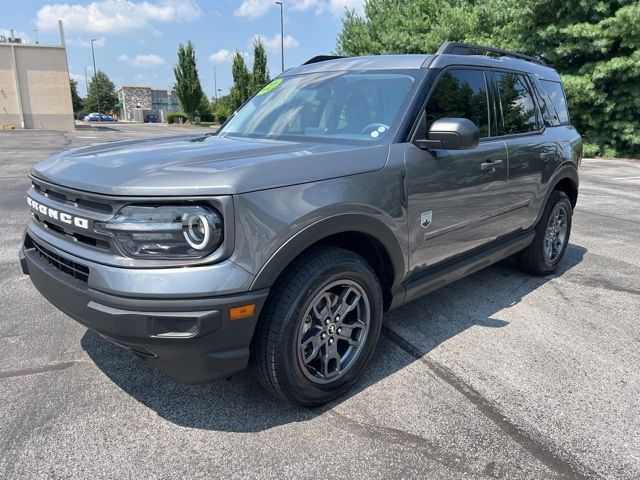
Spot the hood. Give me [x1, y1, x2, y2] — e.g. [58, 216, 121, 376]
[31, 134, 389, 196]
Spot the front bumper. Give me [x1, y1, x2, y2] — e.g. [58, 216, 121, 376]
[20, 233, 269, 383]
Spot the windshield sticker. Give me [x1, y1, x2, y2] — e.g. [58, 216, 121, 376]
[257, 78, 283, 96]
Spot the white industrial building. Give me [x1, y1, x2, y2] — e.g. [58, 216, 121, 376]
[0, 23, 74, 130]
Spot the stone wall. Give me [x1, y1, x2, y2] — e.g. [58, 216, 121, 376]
[118, 87, 152, 121]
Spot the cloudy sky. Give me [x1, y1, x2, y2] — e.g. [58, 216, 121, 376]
[2, 0, 365, 97]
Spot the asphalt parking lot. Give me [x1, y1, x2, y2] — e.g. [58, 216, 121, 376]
[1, 124, 638, 479]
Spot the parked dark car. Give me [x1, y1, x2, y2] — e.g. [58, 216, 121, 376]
[20, 42, 581, 406]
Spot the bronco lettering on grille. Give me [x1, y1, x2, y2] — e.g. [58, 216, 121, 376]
[27, 196, 89, 230]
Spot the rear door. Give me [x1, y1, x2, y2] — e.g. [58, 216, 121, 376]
[405, 68, 509, 272]
[489, 70, 559, 229]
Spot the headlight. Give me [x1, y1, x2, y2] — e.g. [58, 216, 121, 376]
[97, 205, 223, 259]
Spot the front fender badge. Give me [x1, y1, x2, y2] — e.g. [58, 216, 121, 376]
[421, 211, 433, 229]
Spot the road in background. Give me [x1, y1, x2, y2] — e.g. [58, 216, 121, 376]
[1, 125, 638, 479]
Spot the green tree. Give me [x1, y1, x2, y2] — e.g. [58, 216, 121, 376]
[211, 94, 234, 124]
[336, 0, 640, 157]
[85, 71, 117, 113]
[69, 78, 83, 114]
[196, 94, 213, 121]
[174, 41, 206, 121]
[511, 0, 640, 157]
[230, 51, 251, 110]
[249, 38, 271, 96]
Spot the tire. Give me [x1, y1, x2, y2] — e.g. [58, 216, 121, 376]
[254, 247, 383, 407]
[519, 190, 572, 275]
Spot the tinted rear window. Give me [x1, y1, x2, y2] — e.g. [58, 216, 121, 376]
[494, 72, 539, 135]
[540, 80, 569, 124]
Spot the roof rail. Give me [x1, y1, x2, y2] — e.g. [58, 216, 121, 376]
[436, 42, 545, 66]
[302, 55, 345, 66]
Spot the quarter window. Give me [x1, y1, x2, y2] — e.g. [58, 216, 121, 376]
[494, 72, 539, 135]
[530, 76, 560, 127]
[540, 80, 570, 124]
[425, 69, 489, 138]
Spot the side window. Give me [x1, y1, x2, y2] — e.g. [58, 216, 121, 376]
[530, 76, 560, 127]
[493, 72, 539, 135]
[540, 80, 570, 124]
[425, 69, 489, 138]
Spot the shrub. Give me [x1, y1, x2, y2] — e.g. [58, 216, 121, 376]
[167, 112, 188, 124]
[199, 111, 215, 122]
[214, 107, 231, 124]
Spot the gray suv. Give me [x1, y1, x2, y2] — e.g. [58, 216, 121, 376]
[20, 43, 581, 406]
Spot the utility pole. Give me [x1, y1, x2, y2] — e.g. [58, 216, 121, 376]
[90, 39, 101, 119]
[84, 67, 89, 96]
[275, 1, 284, 73]
[214, 66, 218, 100]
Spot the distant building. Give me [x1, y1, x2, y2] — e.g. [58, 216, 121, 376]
[117, 86, 179, 122]
[0, 24, 74, 130]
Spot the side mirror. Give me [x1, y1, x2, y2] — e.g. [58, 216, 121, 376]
[415, 118, 480, 150]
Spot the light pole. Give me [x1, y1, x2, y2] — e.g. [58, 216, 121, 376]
[90, 39, 101, 119]
[214, 66, 218, 100]
[34, 28, 39, 45]
[84, 67, 89, 96]
[275, 1, 284, 73]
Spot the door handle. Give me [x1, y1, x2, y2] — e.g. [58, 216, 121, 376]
[480, 159, 503, 172]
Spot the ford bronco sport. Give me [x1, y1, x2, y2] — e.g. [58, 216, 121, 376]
[20, 43, 581, 406]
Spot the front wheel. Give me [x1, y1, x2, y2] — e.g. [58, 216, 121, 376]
[519, 190, 573, 275]
[254, 247, 383, 407]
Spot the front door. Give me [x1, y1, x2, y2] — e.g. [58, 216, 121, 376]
[405, 68, 509, 275]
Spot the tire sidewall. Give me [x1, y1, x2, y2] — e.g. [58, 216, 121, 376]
[277, 257, 382, 405]
[534, 191, 573, 272]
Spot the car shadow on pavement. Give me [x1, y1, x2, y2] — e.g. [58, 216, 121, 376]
[81, 243, 587, 432]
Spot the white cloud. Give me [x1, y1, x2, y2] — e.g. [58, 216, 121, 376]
[327, 0, 365, 16]
[69, 72, 86, 84]
[291, 0, 323, 11]
[254, 34, 299, 52]
[118, 53, 166, 67]
[209, 49, 231, 63]
[66, 36, 106, 47]
[36, 0, 202, 34]
[234, 0, 364, 18]
[234, 0, 273, 18]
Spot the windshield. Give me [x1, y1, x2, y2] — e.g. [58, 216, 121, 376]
[219, 70, 420, 143]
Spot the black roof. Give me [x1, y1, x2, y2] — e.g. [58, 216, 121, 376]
[290, 42, 559, 81]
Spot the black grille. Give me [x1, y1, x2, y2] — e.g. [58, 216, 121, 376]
[32, 214, 111, 251]
[26, 236, 89, 283]
[32, 182, 113, 214]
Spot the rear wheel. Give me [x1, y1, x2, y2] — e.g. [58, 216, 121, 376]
[519, 190, 572, 275]
[254, 247, 383, 407]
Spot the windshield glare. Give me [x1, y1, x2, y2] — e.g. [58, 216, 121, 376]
[220, 71, 418, 143]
